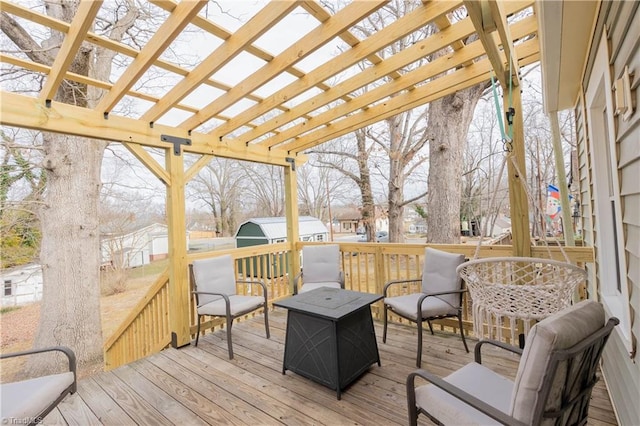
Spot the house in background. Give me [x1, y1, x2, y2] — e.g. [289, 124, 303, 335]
[332, 207, 362, 233]
[100, 223, 185, 269]
[0, 263, 43, 307]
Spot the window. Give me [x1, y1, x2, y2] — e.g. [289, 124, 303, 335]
[4, 280, 12, 296]
[316, 235, 324, 242]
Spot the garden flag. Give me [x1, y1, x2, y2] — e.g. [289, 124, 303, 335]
[546, 184, 561, 220]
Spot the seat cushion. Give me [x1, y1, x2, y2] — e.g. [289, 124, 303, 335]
[384, 293, 458, 320]
[299, 282, 342, 293]
[1, 372, 75, 421]
[510, 300, 606, 424]
[197, 295, 264, 316]
[415, 362, 513, 425]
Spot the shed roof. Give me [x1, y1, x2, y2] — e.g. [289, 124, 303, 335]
[236, 216, 328, 241]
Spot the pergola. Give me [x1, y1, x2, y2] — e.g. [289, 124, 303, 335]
[1, 0, 541, 348]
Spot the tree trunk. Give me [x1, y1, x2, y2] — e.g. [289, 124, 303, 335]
[355, 129, 375, 243]
[387, 115, 405, 243]
[1, 0, 138, 375]
[427, 84, 485, 243]
[36, 135, 107, 372]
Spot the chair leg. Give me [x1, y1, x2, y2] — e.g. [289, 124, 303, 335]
[264, 305, 270, 339]
[427, 319, 434, 335]
[194, 315, 202, 347]
[407, 374, 419, 426]
[226, 314, 234, 359]
[457, 313, 469, 353]
[416, 318, 423, 368]
[383, 305, 388, 343]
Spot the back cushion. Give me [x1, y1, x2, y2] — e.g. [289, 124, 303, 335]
[192, 255, 237, 305]
[303, 245, 341, 283]
[421, 248, 465, 306]
[510, 300, 605, 424]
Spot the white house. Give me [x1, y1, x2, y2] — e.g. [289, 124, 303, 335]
[101, 223, 184, 269]
[1, 263, 43, 307]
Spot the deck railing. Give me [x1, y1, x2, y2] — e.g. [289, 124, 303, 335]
[103, 241, 594, 370]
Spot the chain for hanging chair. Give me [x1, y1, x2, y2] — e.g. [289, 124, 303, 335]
[459, 71, 586, 343]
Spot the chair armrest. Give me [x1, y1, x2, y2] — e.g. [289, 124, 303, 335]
[191, 290, 231, 309]
[423, 289, 468, 297]
[383, 278, 421, 296]
[474, 339, 523, 364]
[237, 279, 268, 300]
[407, 369, 527, 426]
[0, 346, 77, 390]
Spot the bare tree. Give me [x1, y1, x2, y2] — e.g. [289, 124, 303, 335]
[368, 111, 430, 242]
[240, 163, 285, 217]
[297, 160, 352, 223]
[1, 1, 137, 373]
[311, 129, 377, 243]
[188, 157, 244, 236]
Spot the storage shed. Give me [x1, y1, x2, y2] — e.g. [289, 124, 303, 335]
[235, 216, 329, 247]
[235, 216, 329, 278]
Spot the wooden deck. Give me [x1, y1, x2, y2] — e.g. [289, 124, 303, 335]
[43, 309, 617, 425]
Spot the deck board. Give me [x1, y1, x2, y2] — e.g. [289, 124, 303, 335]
[43, 309, 617, 425]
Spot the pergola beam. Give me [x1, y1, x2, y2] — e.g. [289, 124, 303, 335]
[181, 0, 387, 132]
[96, 0, 207, 114]
[39, 0, 103, 102]
[213, 0, 461, 140]
[0, 92, 302, 167]
[463, 0, 521, 89]
[0, 1, 284, 127]
[254, 16, 481, 149]
[281, 37, 538, 153]
[141, 1, 298, 124]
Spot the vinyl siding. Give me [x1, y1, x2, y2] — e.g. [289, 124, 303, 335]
[577, 2, 640, 424]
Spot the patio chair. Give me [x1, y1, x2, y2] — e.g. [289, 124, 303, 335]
[293, 245, 344, 294]
[189, 255, 270, 359]
[383, 247, 468, 367]
[406, 300, 619, 426]
[1, 346, 77, 425]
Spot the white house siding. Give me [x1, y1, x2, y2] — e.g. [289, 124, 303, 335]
[1, 264, 43, 307]
[576, 2, 640, 424]
[101, 223, 171, 268]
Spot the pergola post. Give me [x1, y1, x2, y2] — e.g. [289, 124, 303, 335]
[549, 112, 576, 247]
[284, 158, 301, 294]
[505, 88, 531, 257]
[166, 149, 191, 348]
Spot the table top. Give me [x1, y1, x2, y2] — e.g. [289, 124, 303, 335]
[273, 287, 382, 321]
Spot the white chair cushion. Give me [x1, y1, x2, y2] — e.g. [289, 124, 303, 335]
[415, 363, 513, 426]
[197, 295, 264, 316]
[1, 372, 74, 421]
[384, 293, 458, 320]
[509, 300, 606, 424]
[298, 282, 342, 293]
[302, 245, 341, 283]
